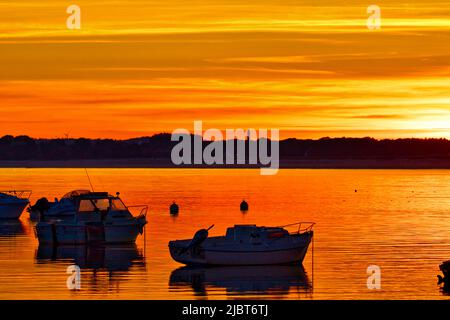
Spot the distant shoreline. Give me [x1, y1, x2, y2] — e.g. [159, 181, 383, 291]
[1, 158, 450, 169]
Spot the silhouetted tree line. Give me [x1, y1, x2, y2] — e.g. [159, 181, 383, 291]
[1, 134, 450, 161]
[280, 137, 450, 159]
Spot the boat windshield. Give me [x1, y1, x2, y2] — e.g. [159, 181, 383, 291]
[62, 190, 91, 199]
[78, 198, 110, 212]
[111, 198, 127, 211]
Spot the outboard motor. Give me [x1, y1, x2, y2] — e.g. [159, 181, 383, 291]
[30, 197, 51, 220]
[181, 225, 214, 254]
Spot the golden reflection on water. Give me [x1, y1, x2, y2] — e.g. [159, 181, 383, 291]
[1, 168, 450, 299]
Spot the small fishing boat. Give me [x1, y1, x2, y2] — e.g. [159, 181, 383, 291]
[169, 222, 314, 266]
[35, 192, 147, 244]
[28, 190, 91, 220]
[0, 190, 31, 219]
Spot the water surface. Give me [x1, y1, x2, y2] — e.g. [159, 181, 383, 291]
[1, 168, 450, 299]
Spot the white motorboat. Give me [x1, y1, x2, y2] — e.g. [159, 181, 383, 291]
[35, 192, 147, 244]
[169, 222, 314, 266]
[28, 190, 91, 220]
[0, 190, 31, 219]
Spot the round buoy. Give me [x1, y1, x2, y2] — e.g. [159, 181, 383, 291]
[170, 202, 179, 215]
[240, 200, 249, 211]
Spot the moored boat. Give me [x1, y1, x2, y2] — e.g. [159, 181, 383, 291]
[34, 192, 147, 244]
[169, 222, 314, 266]
[0, 190, 31, 219]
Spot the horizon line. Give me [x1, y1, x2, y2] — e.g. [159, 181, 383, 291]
[2, 133, 450, 142]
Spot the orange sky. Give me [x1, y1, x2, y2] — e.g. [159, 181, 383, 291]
[0, 0, 450, 139]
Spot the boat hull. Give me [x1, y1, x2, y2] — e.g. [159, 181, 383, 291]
[0, 201, 29, 219]
[29, 206, 76, 220]
[169, 231, 313, 266]
[35, 220, 146, 245]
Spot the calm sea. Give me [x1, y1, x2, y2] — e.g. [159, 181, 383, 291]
[0, 168, 450, 300]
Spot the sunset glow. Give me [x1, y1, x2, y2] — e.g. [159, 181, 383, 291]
[1, 0, 449, 139]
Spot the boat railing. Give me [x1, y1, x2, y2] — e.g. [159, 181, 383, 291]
[277, 221, 315, 234]
[0, 190, 32, 200]
[127, 205, 148, 218]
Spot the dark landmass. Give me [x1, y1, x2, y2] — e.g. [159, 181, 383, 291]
[1, 134, 450, 168]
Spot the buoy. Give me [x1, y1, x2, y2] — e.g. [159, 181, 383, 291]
[240, 200, 249, 211]
[170, 202, 179, 215]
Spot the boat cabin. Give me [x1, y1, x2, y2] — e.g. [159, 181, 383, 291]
[61, 190, 91, 200]
[73, 192, 133, 222]
[225, 225, 289, 242]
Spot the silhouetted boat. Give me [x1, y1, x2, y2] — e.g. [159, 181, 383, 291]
[28, 190, 91, 220]
[35, 192, 147, 244]
[169, 265, 311, 295]
[0, 190, 31, 219]
[169, 222, 314, 266]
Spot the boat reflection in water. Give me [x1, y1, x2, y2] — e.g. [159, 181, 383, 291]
[0, 220, 26, 237]
[169, 265, 312, 297]
[36, 244, 145, 292]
